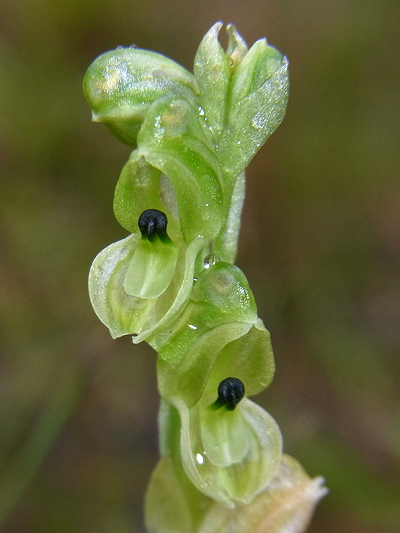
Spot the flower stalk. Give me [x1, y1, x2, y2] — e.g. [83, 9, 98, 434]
[84, 21, 327, 532]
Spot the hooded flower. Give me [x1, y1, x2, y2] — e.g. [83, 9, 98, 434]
[89, 225, 207, 342]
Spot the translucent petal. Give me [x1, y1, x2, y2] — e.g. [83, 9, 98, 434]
[123, 236, 178, 299]
[113, 155, 172, 235]
[200, 401, 249, 467]
[205, 318, 275, 399]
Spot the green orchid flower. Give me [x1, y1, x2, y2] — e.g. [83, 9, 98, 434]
[172, 395, 282, 505]
[89, 223, 207, 341]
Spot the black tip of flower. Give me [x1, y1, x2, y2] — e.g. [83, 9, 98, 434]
[214, 377, 245, 410]
[138, 209, 169, 242]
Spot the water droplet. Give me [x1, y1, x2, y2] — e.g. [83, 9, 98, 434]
[188, 324, 198, 330]
[198, 107, 205, 116]
[252, 111, 267, 130]
[116, 45, 124, 50]
[196, 453, 204, 465]
[129, 43, 137, 48]
[204, 254, 220, 269]
[154, 114, 165, 140]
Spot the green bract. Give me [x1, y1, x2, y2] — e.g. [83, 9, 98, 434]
[85, 21, 325, 533]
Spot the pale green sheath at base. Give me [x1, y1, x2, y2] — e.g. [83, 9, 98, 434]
[84, 21, 327, 533]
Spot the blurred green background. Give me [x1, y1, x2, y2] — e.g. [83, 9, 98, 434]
[0, 0, 399, 531]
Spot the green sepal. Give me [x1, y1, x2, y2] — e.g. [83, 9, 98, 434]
[124, 235, 179, 299]
[114, 96, 224, 243]
[198, 455, 327, 533]
[193, 22, 231, 144]
[218, 40, 289, 176]
[83, 47, 199, 146]
[88, 233, 207, 340]
[153, 262, 275, 406]
[174, 396, 282, 505]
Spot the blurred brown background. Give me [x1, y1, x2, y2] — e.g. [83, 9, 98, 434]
[0, 0, 399, 531]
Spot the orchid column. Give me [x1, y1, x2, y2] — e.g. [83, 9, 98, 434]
[84, 22, 326, 533]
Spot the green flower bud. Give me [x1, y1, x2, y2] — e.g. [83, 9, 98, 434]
[194, 22, 248, 146]
[113, 95, 224, 243]
[88, 232, 207, 340]
[83, 47, 199, 145]
[154, 262, 275, 407]
[193, 22, 289, 179]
